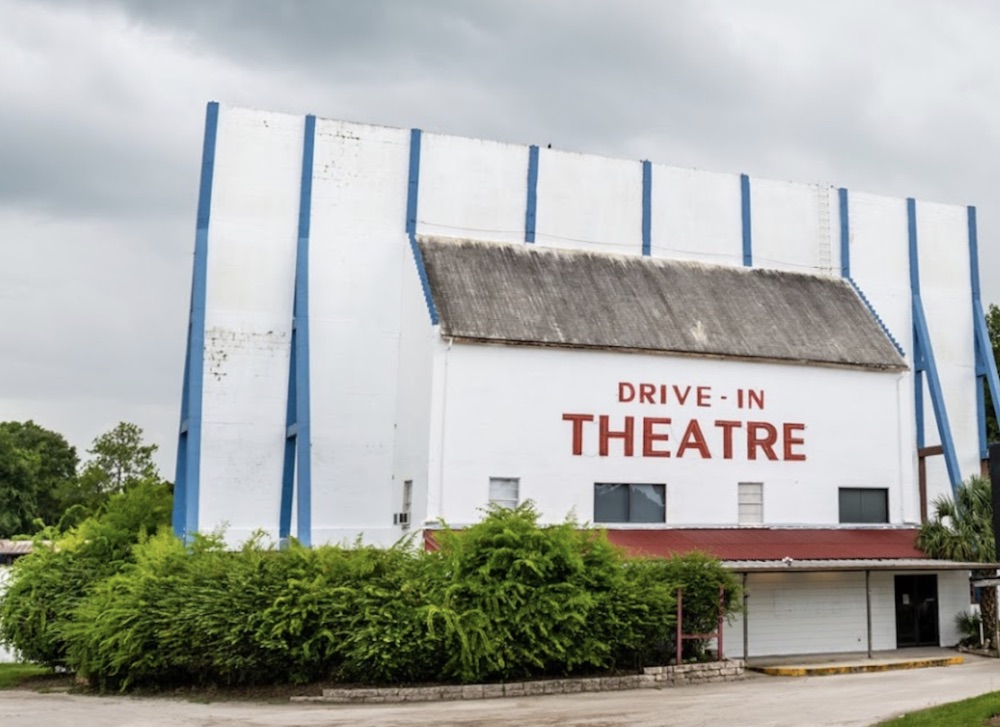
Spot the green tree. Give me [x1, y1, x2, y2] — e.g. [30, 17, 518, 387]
[0, 429, 42, 538]
[985, 304, 1000, 443]
[0, 421, 80, 537]
[81, 422, 160, 496]
[917, 475, 997, 651]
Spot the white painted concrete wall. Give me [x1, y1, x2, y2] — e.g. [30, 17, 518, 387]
[428, 342, 911, 527]
[418, 133, 528, 244]
[534, 149, 643, 255]
[649, 166, 743, 266]
[307, 120, 411, 547]
[751, 178, 835, 276]
[724, 569, 968, 658]
[192, 105, 983, 544]
[198, 106, 301, 545]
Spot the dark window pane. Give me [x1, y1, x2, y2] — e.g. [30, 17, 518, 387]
[839, 488, 888, 524]
[595, 484, 629, 523]
[630, 484, 666, 523]
[839, 489, 862, 523]
[861, 489, 888, 523]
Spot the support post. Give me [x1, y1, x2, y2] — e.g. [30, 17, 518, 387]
[908, 198, 962, 492]
[173, 101, 219, 541]
[917, 445, 942, 522]
[279, 114, 316, 547]
[865, 570, 873, 659]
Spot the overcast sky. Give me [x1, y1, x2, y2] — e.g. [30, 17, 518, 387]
[3, 0, 1000, 473]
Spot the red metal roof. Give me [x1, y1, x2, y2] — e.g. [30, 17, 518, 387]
[603, 528, 925, 561]
[423, 527, 925, 561]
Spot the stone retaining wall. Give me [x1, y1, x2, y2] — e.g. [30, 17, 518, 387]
[291, 659, 745, 704]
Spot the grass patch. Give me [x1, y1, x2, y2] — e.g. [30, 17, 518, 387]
[0, 663, 52, 689]
[877, 691, 1000, 726]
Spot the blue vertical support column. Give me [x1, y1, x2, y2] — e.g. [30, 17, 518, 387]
[908, 198, 962, 491]
[280, 114, 316, 546]
[741, 173, 752, 267]
[173, 101, 219, 540]
[173, 292, 192, 536]
[407, 129, 438, 324]
[279, 324, 298, 541]
[641, 160, 652, 256]
[524, 145, 539, 244]
[968, 206, 1000, 460]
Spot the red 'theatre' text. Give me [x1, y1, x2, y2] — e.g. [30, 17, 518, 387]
[561, 414, 806, 461]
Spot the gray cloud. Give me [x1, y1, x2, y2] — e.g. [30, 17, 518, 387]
[4, 0, 1000, 471]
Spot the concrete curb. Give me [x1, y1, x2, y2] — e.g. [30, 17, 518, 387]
[290, 659, 746, 704]
[750, 655, 963, 677]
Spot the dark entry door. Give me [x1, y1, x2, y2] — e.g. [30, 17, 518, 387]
[895, 575, 939, 647]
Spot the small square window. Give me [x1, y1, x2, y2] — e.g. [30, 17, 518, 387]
[594, 484, 665, 523]
[838, 488, 888, 524]
[738, 482, 763, 525]
[489, 477, 519, 510]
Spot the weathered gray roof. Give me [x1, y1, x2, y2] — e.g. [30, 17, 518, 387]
[417, 236, 907, 371]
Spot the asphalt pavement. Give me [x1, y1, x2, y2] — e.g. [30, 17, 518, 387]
[1, 655, 998, 727]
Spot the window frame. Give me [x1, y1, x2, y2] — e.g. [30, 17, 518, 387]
[593, 483, 666, 524]
[838, 487, 889, 524]
[489, 477, 520, 510]
[738, 482, 764, 525]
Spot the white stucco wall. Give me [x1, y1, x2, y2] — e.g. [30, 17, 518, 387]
[428, 342, 913, 527]
[197, 106, 301, 544]
[188, 105, 984, 544]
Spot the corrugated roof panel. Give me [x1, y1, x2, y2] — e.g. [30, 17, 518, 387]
[423, 527, 926, 562]
[602, 527, 924, 560]
[418, 237, 907, 371]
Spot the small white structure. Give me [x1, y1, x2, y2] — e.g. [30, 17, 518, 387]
[172, 103, 1000, 657]
[0, 541, 32, 663]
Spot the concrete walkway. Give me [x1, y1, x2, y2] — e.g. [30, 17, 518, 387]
[1, 655, 1000, 727]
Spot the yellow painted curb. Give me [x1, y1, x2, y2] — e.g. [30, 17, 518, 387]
[751, 655, 963, 677]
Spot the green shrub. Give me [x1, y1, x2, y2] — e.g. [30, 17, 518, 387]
[7, 498, 738, 689]
[431, 504, 679, 681]
[954, 610, 983, 648]
[0, 481, 172, 666]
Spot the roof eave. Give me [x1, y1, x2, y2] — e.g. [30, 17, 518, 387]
[441, 334, 909, 374]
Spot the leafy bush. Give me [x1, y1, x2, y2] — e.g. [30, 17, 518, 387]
[0, 481, 172, 666]
[5, 500, 740, 690]
[433, 505, 679, 681]
[954, 610, 983, 648]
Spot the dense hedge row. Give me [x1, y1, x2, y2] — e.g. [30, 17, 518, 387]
[0, 482, 172, 666]
[0, 494, 739, 690]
